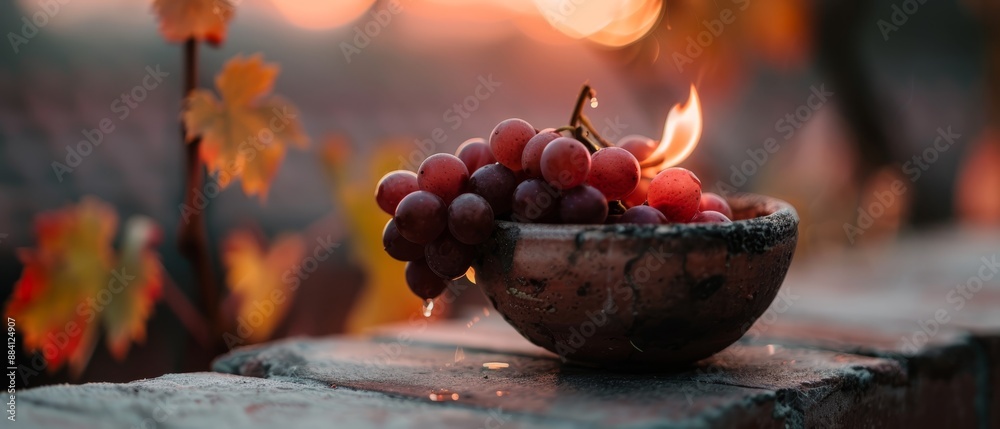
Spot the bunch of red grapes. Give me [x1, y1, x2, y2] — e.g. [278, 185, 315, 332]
[376, 118, 733, 302]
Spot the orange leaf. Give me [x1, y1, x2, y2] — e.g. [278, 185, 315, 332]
[102, 217, 164, 360]
[223, 231, 305, 342]
[183, 54, 309, 199]
[152, 0, 235, 45]
[4, 197, 135, 374]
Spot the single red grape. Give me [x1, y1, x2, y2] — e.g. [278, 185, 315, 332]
[622, 177, 651, 208]
[489, 118, 536, 172]
[521, 131, 560, 179]
[424, 232, 475, 280]
[540, 137, 591, 190]
[588, 147, 640, 200]
[417, 153, 469, 204]
[448, 193, 495, 245]
[394, 190, 447, 244]
[619, 205, 667, 224]
[467, 163, 518, 216]
[559, 185, 608, 224]
[405, 259, 448, 299]
[382, 219, 425, 261]
[699, 192, 734, 219]
[455, 138, 495, 173]
[690, 210, 733, 224]
[375, 170, 418, 216]
[617, 134, 658, 163]
[647, 167, 702, 222]
[512, 179, 560, 223]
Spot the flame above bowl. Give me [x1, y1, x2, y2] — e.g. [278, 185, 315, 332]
[471, 193, 798, 368]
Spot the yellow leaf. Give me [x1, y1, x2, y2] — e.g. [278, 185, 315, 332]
[5, 197, 164, 375]
[223, 231, 305, 342]
[183, 54, 309, 199]
[152, 0, 235, 45]
[102, 216, 164, 360]
[320, 137, 423, 333]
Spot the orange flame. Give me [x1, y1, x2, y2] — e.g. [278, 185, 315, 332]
[644, 85, 703, 171]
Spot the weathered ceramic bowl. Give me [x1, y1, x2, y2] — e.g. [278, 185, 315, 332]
[472, 193, 798, 369]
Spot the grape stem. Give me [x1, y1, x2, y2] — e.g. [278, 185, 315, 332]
[567, 83, 613, 153]
[579, 115, 613, 148]
[568, 84, 595, 128]
[608, 200, 627, 215]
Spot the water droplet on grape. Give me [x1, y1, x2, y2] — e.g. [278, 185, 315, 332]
[422, 299, 434, 318]
[590, 97, 599, 108]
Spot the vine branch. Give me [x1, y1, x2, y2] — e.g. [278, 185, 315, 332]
[177, 38, 220, 349]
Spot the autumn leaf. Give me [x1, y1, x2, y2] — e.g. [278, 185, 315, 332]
[183, 54, 309, 199]
[320, 137, 423, 333]
[102, 217, 164, 360]
[223, 231, 305, 342]
[4, 197, 164, 375]
[152, 0, 235, 45]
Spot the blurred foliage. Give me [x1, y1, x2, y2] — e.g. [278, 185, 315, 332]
[321, 136, 422, 333]
[183, 54, 309, 200]
[4, 197, 163, 375]
[152, 0, 234, 46]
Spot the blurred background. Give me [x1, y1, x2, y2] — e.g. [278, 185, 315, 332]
[0, 0, 997, 386]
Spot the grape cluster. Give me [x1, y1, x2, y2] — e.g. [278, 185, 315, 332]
[376, 118, 733, 301]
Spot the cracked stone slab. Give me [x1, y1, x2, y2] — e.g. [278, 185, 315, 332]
[213, 335, 908, 428]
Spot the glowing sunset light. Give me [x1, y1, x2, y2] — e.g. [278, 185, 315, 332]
[586, 0, 662, 47]
[269, 0, 376, 30]
[645, 85, 703, 170]
[532, 0, 661, 46]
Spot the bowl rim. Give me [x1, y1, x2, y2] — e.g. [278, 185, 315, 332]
[493, 192, 799, 241]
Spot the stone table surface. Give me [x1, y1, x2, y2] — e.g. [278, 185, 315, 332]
[16, 229, 1000, 428]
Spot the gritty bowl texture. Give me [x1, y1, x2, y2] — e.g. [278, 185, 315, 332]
[472, 193, 798, 369]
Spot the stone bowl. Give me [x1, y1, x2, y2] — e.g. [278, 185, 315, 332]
[472, 193, 798, 369]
